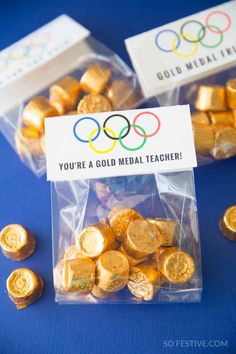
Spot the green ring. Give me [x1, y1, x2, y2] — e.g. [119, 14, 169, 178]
[198, 25, 223, 48]
[118, 124, 147, 151]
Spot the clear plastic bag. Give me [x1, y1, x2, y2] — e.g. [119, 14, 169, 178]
[0, 21, 143, 176]
[51, 171, 202, 304]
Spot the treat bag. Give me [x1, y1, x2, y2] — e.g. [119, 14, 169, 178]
[125, 0, 236, 164]
[0, 15, 143, 177]
[45, 105, 202, 304]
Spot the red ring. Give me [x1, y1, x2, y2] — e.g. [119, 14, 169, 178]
[206, 10, 231, 33]
[133, 111, 161, 138]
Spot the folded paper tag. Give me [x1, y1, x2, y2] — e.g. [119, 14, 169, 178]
[45, 105, 197, 181]
[125, 0, 236, 98]
[0, 15, 90, 114]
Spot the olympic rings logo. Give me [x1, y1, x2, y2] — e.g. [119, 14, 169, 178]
[73, 112, 161, 154]
[155, 10, 231, 58]
[0, 32, 51, 71]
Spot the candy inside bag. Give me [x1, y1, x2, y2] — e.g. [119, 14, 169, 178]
[52, 172, 202, 304]
[0, 16, 143, 176]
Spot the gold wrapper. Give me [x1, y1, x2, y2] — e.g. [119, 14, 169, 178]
[96, 250, 129, 292]
[208, 111, 234, 126]
[158, 247, 195, 284]
[6, 268, 43, 309]
[108, 205, 143, 241]
[77, 94, 112, 114]
[50, 100, 66, 115]
[64, 245, 88, 261]
[49, 76, 81, 112]
[233, 111, 236, 128]
[226, 79, 236, 110]
[146, 218, 179, 246]
[211, 124, 236, 159]
[128, 262, 161, 301]
[0, 224, 36, 261]
[105, 80, 137, 109]
[192, 122, 214, 156]
[219, 205, 236, 241]
[195, 85, 227, 111]
[191, 111, 210, 125]
[15, 129, 44, 158]
[22, 96, 58, 132]
[91, 285, 111, 299]
[62, 258, 95, 293]
[123, 219, 161, 259]
[119, 246, 147, 266]
[20, 127, 41, 140]
[77, 223, 116, 258]
[80, 64, 111, 95]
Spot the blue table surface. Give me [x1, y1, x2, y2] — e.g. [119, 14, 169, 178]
[0, 0, 236, 353]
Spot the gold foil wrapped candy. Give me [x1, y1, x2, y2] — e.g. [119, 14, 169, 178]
[192, 122, 214, 156]
[91, 285, 111, 299]
[195, 85, 227, 112]
[119, 246, 147, 266]
[157, 247, 195, 284]
[146, 218, 179, 247]
[106, 80, 137, 109]
[128, 262, 161, 301]
[6, 268, 44, 309]
[76, 223, 116, 259]
[77, 94, 112, 114]
[96, 250, 129, 292]
[22, 96, 58, 132]
[211, 124, 236, 160]
[208, 111, 234, 126]
[219, 205, 236, 241]
[191, 111, 210, 125]
[123, 219, 161, 259]
[226, 79, 236, 110]
[0, 224, 36, 261]
[64, 244, 88, 261]
[62, 258, 95, 293]
[80, 64, 111, 95]
[49, 75, 81, 113]
[108, 205, 142, 241]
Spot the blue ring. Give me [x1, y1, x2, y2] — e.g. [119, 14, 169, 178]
[155, 29, 181, 53]
[73, 117, 101, 143]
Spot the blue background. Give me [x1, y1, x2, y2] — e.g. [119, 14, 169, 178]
[0, 0, 236, 353]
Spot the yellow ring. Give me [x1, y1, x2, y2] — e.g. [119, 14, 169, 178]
[88, 127, 117, 154]
[172, 33, 199, 58]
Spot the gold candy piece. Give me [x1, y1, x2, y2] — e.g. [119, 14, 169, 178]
[0, 224, 36, 261]
[6, 268, 44, 309]
[128, 262, 161, 301]
[108, 205, 143, 241]
[211, 124, 236, 159]
[158, 247, 195, 284]
[146, 218, 179, 246]
[219, 205, 236, 241]
[77, 94, 112, 114]
[64, 245, 88, 261]
[22, 96, 58, 132]
[91, 285, 111, 299]
[96, 250, 129, 292]
[105, 80, 137, 109]
[226, 79, 236, 109]
[208, 111, 234, 126]
[191, 111, 210, 125]
[80, 64, 111, 95]
[62, 258, 95, 293]
[195, 85, 227, 111]
[20, 126, 41, 140]
[49, 76, 81, 113]
[119, 246, 147, 266]
[192, 122, 214, 156]
[123, 219, 161, 259]
[77, 223, 116, 259]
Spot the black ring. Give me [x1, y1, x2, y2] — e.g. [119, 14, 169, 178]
[103, 114, 131, 141]
[180, 20, 206, 43]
